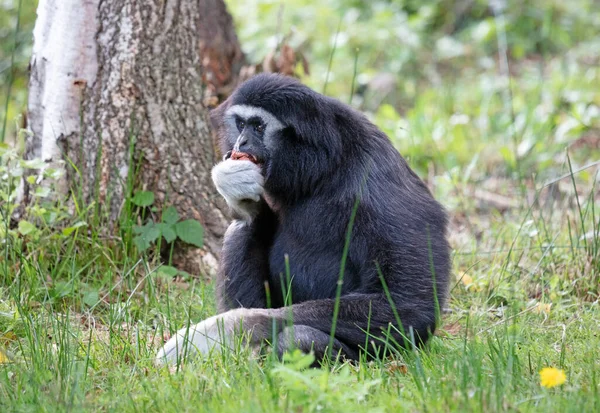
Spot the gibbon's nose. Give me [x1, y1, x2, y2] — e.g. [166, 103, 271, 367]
[234, 134, 248, 152]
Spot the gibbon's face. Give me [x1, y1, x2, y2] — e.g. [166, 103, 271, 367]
[221, 104, 285, 167]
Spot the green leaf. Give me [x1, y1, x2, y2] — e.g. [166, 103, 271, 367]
[133, 235, 150, 251]
[62, 221, 87, 236]
[175, 219, 204, 248]
[8, 166, 23, 177]
[280, 349, 316, 370]
[82, 290, 99, 307]
[51, 281, 72, 299]
[18, 221, 36, 236]
[162, 206, 179, 225]
[133, 222, 161, 251]
[178, 270, 193, 280]
[33, 186, 51, 198]
[143, 225, 161, 243]
[44, 168, 64, 180]
[131, 191, 155, 207]
[156, 223, 176, 243]
[157, 265, 179, 277]
[21, 158, 46, 169]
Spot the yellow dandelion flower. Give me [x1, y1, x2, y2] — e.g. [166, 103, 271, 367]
[460, 273, 473, 287]
[534, 302, 552, 314]
[540, 367, 566, 388]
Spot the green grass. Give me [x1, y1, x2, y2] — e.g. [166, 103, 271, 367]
[1, 0, 600, 411]
[0, 191, 598, 412]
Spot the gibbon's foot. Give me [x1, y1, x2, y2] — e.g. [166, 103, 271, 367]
[155, 308, 274, 365]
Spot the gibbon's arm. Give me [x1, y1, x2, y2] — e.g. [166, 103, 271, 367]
[216, 202, 277, 312]
[211, 158, 277, 311]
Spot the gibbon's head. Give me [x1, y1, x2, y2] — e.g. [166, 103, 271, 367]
[211, 73, 363, 197]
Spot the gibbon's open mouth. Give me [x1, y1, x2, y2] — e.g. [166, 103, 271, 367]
[230, 150, 260, 164]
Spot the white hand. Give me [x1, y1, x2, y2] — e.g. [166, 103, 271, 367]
[211, 159, 264, 221]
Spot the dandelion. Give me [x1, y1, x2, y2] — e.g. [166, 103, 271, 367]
[539, 367, 566, 388]
[533, 302, 552, 314]
[460, 273, 473, 287]
[458, 273, 481, 292]
[0, 349, 9, 364]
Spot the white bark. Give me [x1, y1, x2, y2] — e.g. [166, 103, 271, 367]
[28, 0, 99, 190]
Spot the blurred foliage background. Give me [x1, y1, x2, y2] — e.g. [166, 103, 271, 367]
[0, 0, 35, 143]
[228, 0, 600, 183]
[2, 0, 600, 182]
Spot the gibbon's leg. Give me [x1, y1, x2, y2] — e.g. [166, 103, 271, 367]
[276, 325, 359, 363]
[156, 293, 437, 365]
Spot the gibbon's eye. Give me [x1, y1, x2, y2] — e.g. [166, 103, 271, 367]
[235, 118, 245, 132]
[255, 123, 265, 134]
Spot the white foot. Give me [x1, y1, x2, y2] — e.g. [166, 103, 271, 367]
[155, 308, 273, 365]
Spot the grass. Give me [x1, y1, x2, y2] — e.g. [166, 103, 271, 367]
[1, 1, 600, 411]
[0, 194, 598, 412]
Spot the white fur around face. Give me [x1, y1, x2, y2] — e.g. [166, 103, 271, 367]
[211, 159, 264, 221]
[223, 105, 284, 151]
[155, 308, 270, 366]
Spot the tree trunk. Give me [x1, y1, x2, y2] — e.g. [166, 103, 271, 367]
[26, 0, 244, 274]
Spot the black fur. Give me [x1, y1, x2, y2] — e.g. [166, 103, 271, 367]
[211, 73, 450, 361]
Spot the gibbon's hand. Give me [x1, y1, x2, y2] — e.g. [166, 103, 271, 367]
[212, 159, 264, 221]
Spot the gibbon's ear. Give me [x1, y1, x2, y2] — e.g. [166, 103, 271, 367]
[209, 97, 232, 132]
[209, 98, 233, 156]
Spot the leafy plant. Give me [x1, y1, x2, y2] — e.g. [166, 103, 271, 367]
[270, 350, 382, 411]
[131, 191, 204, 252]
